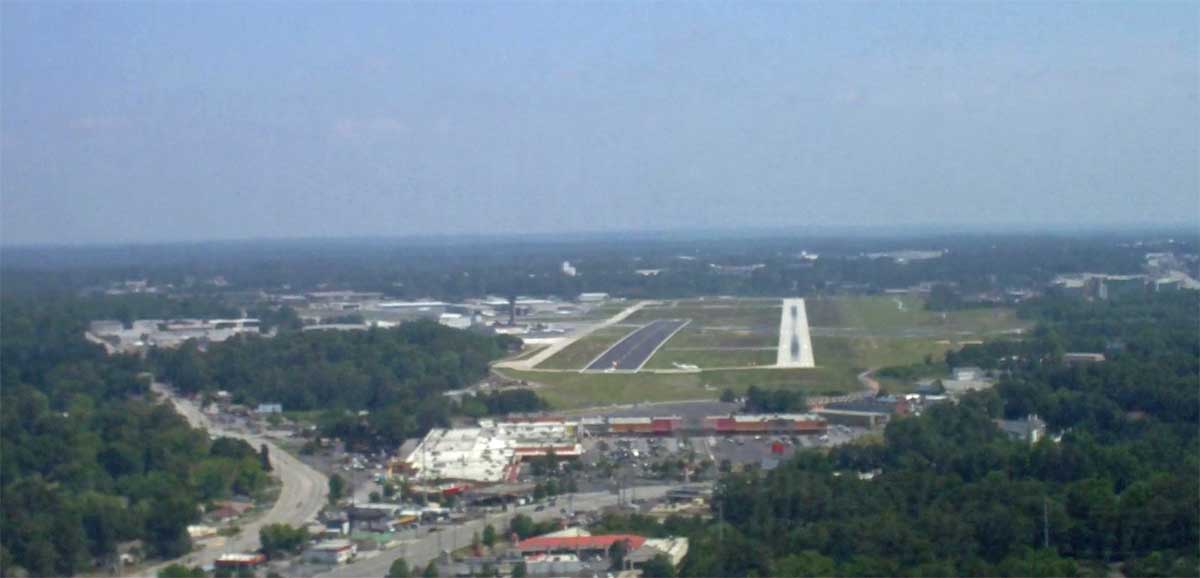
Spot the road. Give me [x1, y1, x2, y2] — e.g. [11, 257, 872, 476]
[138, 383, 329, 576]
[584, 319, 689, 371]
[318, 484, 689, 578]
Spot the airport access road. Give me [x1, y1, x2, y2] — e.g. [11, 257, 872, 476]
[584, 319, 689, 371]
[138, 383, 329, 576]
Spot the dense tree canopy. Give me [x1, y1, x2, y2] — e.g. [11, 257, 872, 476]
[149, 320, 527, 449]
[0, 298, 272, 576]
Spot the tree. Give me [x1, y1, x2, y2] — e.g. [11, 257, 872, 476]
[328, 473, 346, 504]
[259, 444, 272, 472]
[422, 561, 439, 578]
[719, 389, 736, 403]
[482, 524, 497, 549]
[609, 539, 630, 571]
[159, 564, 206, 578]
[388, 559, 412, 578]
[510, 514, 535, 539]
[259, 524, 308, 559]
[511, 562, 527, 578]
[640, 553, 675, 578]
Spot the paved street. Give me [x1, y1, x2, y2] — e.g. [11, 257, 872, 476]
[137, 383, 329, 576]
[317, 484, 690, 578]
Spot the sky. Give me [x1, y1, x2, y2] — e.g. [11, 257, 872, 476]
[1, 2, 1197, 246]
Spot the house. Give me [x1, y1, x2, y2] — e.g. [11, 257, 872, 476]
[995, 415, 1047, 444]
[303, 539, 357, 564]
[256, 403, 283, 414]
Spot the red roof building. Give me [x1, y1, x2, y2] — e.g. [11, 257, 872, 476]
[516, 534, 647, 554]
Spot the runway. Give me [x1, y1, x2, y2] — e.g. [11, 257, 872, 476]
[776, 298, 815, 368]
[584, 319, 689, 371]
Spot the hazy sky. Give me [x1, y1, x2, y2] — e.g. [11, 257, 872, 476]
[2, 3, 1197, 245]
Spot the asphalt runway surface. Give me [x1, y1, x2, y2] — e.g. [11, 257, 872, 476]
[584, 319, 689, 371]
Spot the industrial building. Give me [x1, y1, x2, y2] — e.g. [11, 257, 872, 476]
[88, 318, 261, 351]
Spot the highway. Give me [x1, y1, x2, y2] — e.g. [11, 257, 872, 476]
[584, 319, 689, 371]
[318, 484, 689, 578]
[139, 383, 329, 576]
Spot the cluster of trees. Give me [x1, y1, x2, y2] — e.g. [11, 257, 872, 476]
[740, 385, 808, 413]
[259, 523, 309, 559]
[680, 292, 1199, 577]
[0, 297, 273, 576]
[150, 320, 529, 449]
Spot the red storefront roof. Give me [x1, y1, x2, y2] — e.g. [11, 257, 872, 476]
[517, 534, 647, 552]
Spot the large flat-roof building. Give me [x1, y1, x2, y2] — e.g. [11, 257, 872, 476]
[405, 419, 581, 484]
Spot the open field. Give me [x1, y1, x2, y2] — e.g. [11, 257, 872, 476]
[626, 299, 781, 328]
[663, 328, 775, 348]
[534, 325, 636, 370]
[641, 348, 776, 369]
[497, 366, 859, 409]
[806, 295, 1030, 337]
[515, 295, 1028, 408]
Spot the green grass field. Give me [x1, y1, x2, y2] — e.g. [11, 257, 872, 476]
[516, 295, 1026, 408]
[641, 348, 776, 369]
[498, 366, 859, 409]
[626, 299, 781, 328]
[533, 325, 634, 370]
[663, 328, 775, 348]
[807, 295, 1029, 337]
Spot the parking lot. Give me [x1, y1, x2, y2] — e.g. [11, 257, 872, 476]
[579, 424, 871, 479]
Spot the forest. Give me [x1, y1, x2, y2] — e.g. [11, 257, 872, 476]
[0, 298, 273, 576]
[148, 321, 532, 449]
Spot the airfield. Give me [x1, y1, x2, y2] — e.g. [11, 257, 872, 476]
[494, 295, 1029, 409]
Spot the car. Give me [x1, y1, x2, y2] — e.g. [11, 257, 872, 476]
[535, 505, 545, 511]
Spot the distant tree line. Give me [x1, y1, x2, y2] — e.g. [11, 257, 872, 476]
[2, 234, 1182, 301]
